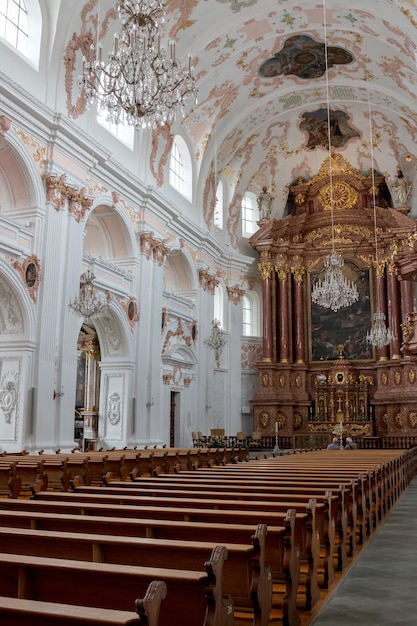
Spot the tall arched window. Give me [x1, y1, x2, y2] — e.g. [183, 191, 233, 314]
[242, 192, 259, 236]
[242, 291, 261, 337]
[0, 0, 41, 69]
[97, 108, 135, 150]
[169, 135, 192, 201]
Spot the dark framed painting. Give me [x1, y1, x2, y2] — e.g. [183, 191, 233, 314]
[309, 260, 372, 361]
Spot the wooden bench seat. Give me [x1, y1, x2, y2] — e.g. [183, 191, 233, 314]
[0, 523, 272, 626]
[0, 506, 299, 626]
[72, 479, 336, 590]
[124, 473, 352, 570]
[0, 584, 165, 626]
[0, 549, 234, 626]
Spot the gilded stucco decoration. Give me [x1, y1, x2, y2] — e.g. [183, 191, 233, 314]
[318, 180, 358, 211]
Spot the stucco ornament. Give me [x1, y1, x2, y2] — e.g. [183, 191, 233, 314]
[0, 379, 16, 424]
[107, 392, 121, 425]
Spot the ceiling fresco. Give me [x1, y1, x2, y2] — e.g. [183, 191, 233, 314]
[65, 0, 417, 243]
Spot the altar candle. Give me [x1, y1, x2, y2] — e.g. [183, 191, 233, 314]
[275, 420, 278, 435]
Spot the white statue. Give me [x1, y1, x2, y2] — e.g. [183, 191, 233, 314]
[257, 186, 273, 219]
[390, 168, 412, 207]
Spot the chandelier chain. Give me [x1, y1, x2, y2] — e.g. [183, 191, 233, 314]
[311, 0, 359, 313]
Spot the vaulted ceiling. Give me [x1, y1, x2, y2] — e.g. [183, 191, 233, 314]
[64, 1, 417, 222]
[166, 0, 417, 218]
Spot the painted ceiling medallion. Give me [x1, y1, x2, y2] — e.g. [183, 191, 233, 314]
[300, 108, 360, 149]
[259, 34, 353, 80]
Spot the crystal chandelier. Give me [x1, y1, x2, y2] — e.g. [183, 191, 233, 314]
[69, 270, 108, 321]
[79, 0, 198, 130]
[204, 319, 228, 367]
[366, 310, 394, 348]
[311, 0, 359, 313]
[312, 250, 359, 312]
[365, 97, 394, 348]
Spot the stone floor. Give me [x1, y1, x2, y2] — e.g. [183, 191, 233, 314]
[309, 476, 417, 625]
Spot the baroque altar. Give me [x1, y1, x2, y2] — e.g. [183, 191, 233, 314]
[249, 155, 417, 444]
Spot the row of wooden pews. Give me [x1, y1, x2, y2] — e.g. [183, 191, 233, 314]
[0, 446, 415, 625]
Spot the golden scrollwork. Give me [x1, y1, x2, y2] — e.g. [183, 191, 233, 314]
[408, 412, 417, 428]
[260, 411, 270, 427]
[258, 261, 274, 280]
[293, 413, 302, 429]
[276, 264, 289, 281]
[394, 370, 401, 385]
[291, 266, 305, 283]
[319, 180, 358, 211]
[262, 373, 269, 387]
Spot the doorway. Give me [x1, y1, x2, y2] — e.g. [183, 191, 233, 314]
[170, 391, 181, 447]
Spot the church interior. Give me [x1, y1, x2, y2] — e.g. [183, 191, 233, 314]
[1, 1, 417, 453]
[2, 3, 417, 626]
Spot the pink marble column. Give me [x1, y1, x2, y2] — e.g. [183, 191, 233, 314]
[400, 279, 413, 323]
[277, 265, 290, 363]
[292, 266, 305, 363]
[387, 262, 401, 359]
[259, 256, 274, 362]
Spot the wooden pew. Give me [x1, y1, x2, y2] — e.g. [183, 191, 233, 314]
[0, 523, 272, 626]
[0, 506, 299, 626]
[73, 478, 336, 590]
[28, 488, 317, 612]
[0, 581, 166, 626]
[0, 548, 234, 626]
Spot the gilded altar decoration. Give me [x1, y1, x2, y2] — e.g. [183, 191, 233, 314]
[293, 412, 302, 429]
[381, 372, 388, 385]
[262, 373, 269, 387]
[318, 180, 358, 211]
[260, 411, 270, 427]
[394, 370, 402, 385]
[408, 369, 415, 383]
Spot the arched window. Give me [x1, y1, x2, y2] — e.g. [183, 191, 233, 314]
[97, 109, 135, 150]
[242, 291, 261, 337]
[169, 135, 192, 201]
[214, 180, 224, 229]
[242, 192, 259, 236]
[0, 0, 41, 69]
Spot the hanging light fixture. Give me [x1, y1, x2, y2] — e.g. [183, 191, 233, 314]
[79, 0, 198, 130]
[365, 97, 394, 349]
[311, 0, 359, 312]
[69, 270, 108, 321]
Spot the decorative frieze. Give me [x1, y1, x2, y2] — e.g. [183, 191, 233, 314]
[227, 284, 245, 304]
[198, 269, 219, 294]
[140, 232, 170, 266]
[45, 175, 93, 221]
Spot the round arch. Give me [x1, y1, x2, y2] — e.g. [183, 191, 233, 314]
[84, 194, 137, 260]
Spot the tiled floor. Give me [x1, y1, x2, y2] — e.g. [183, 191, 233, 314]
[310, 476, 417, 625]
